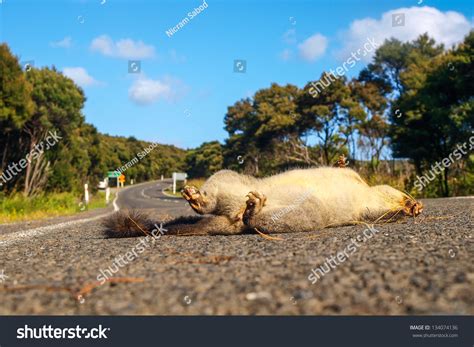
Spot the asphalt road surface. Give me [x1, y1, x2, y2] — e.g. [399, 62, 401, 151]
[0, 180, 472, 315]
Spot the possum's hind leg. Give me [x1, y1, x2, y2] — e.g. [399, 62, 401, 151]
[166, 215, 246, 236]
[243, 191, 323, 233]
[242, 191, 267, 226]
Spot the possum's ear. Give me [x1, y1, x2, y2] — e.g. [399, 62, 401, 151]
[103, 209, 155, 238]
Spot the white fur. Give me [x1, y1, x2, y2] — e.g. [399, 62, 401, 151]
[196, 168, 411, 233]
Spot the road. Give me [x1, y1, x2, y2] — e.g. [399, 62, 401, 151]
[0, 180, 472, 314]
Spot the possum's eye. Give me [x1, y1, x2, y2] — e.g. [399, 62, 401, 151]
[202, 191, 208, 196]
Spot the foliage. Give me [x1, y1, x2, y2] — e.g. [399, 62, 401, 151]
[0, 44, 34, 185]
[211, 32, 473, 197]
[0, 46, 186, 197]
[390, 31, 474, 196]
[185, 141, 223, 178]
[1, 31, 472, 200]
[0, 191, 112, 223]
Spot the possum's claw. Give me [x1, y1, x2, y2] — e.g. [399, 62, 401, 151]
[182, 185, 205, 214]
[403, 200, 424, 217]
[243, 191, 266, 226]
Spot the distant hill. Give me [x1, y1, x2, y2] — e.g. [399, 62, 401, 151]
[98, 134, 186, 184]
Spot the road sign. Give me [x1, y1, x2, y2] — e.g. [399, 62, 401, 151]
[119, 174, 126, 183]
[108, 171, 120, 178]
[172, 172, 187, 181]
[172, 172, 187, 194]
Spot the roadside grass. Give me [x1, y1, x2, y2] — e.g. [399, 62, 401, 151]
[0, 191, 114, 224]
[185, 178, 206, 189]
[163, 178, 206, 197]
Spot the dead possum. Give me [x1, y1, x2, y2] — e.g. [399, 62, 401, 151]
[104, 167, 423, 237]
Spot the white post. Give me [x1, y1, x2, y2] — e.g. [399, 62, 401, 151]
[106, 187, 110, 204]
[131, 179, 134, 185]
[161, 174, 164, 181]
[172, 173, 176, 194]
[84, 184, 89, 206]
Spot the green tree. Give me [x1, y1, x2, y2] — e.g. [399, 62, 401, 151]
[0, 43, 188, 197]
[351, 78, 390, 172]
[185, 141, 223, 178]
[223, 84, 304, 174]
[364, 34, 444, 96]
[391, 31, 474, 196]
[0, 44, 33, 182]
[24, 67, 86, 196]
[223, 98, 262, 174]
[299, 73, 351, 165]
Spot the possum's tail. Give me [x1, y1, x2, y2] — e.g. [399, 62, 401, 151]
[102, 209, 202, 238]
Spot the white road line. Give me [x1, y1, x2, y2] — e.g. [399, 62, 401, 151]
[161, 186, 170, 196]
[0, 180, 176, 248]
[0, 189, 123, 248]
[142, 181, 167, 199]
[161, 184, 180, 198]
[0, 211, 115, 248]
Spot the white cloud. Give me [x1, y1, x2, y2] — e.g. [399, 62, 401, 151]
[91, 35, 114, 56]
[298, 33, 328, 62]
[50, 36, 72, 48]
[63, 67, 100, 87]
[90, 35, 156, 59]
[338, 6, 472, 61]
[168, 49, 186, 63]
[128, 76, 187, 105]
[282, 29, 297, 44]
[279, 49, 293, 61]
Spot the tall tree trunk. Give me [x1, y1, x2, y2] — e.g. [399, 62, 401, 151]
[443, 168, 450, 197]
[253, 156, 259, 176]
[23, 137, 37, 196]
[1, 134, 9, 171]
[351, 136, 356, 160]
[23, 127, 47, 197]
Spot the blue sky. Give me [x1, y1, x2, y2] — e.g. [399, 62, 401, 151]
[1, 0, 472, 149]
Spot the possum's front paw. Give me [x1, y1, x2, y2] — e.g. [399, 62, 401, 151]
[243, 191, 266, 226]
[182, 185, 205, 214]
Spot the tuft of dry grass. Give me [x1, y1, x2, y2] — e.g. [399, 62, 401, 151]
[185, 178, 206, 189]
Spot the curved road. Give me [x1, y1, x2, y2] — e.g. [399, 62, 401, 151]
[115, 179, 193, 216]
[0, 183, 472, 315]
